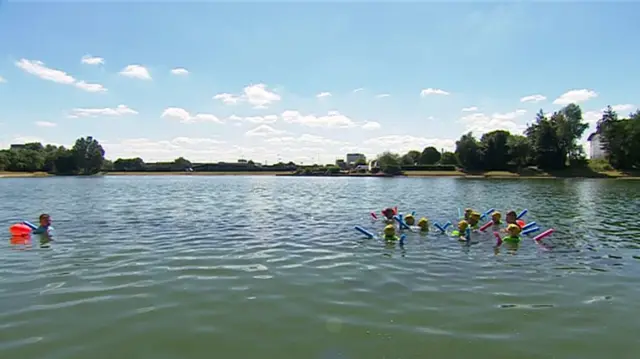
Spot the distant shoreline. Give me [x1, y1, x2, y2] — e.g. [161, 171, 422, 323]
[2, 170, 639, 179]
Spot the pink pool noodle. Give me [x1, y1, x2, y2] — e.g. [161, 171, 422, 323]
[479, 220, 494, 232]
[533, 228, 554, 241]
[493, 231, 503, 246]
[370, 212, 378, 219]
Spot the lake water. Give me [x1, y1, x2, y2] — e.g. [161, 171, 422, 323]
[1, 176, 640, 359]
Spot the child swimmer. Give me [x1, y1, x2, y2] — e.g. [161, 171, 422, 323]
[402, 214, 429, 233]
[32, 213, 54, 245]
[496, 223, 522, 246]
[382, 207, 396, 224]
[383, 224, 400, 242]
[467, 212, 481, 229]
[451, 220, 470, 241]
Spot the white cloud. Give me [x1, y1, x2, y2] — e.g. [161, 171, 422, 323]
[212, 84, 281, 108]
[170, 68, 189, 75]
[14, 58, 107, 92]
[213, 93, 241, 105]
[81, 55, 104, 65]
[364, 135, 456, 154]
[35, 121, 57, 127]
[119, 64, 152, 80]
[553, 89, 598, 105]
[74, 81, 107, 93]
[362, 121, 381, 130]
[462, 106, 478, 112]
[316, 92, 332, 98]
[420, 88, 450, 96]
[352, 88, 364, 93]
[245, 124, 286, 137]
[266, 134, 343, 146]
[161, 107, 222, 124]
[15, 59, 76, 84]
[282, 110, 356, 128]
[240, 115, 278, 124]
[375, 94, 390, 98]
[520, 94, 546, 103]
[69, 104, 138, 118]
[459, 109, 528, 136]
[0, 76, 6, 83]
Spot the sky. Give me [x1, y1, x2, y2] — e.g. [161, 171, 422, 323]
[1, 1, 639, 164]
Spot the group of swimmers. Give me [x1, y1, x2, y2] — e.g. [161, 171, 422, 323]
[377, 207, 525, 246]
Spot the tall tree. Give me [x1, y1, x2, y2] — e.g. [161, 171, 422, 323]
[72, 136, 105, 175]
[455, 132, 483, 170]
[402, 150, 421, 165]
[439, 151, 459, 166]
[507, 135, 532, 168]
[479, 130, 511, 170]
[376, 152, 402, 175]
[419, 147, 441, 165]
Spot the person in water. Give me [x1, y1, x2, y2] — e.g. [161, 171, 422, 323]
[32, 214, 52, 235]
[505, 210, 517, 226]
[490, 211, 502, 228]
[463, 208, 473, 220]
[499, 223, 522, 245]
[467, 212, 481, 229]
[451, 220, 470, 241]
[383, 224, 399, 242]
[404, 214, 415, 226]
[417, 217, 429, 232]
[381, 208, 395, 223]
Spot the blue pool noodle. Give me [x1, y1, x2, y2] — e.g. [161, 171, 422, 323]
[22, 221, 37, 230]
[399, 234, 406, 246]
[517, 209, 528, 219]
[458, 208, 462, 219]
[354, 226, 374, 239]
[522, 221, 536, 230]
[434, 222, 446, 233]
[480, 208, 495, 220]
[443, 221, 451, 230]
[394, 216, 411, 230]
[411, 211, 416, 216]
[522, 226, 540, 235]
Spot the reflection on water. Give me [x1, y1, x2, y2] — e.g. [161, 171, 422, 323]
[1, 176, 640, 359]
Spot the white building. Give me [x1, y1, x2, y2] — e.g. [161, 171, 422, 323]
[346, 153, 366, 165]
[587, 132, 607, 160]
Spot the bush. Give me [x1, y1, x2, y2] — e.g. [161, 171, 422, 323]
[401, 164, 457, 171]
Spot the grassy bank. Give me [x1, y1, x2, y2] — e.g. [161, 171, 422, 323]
[2, 169, 639, 179]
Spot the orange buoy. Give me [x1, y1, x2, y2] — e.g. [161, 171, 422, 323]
[9, 223, 32, 237]
[10, 235, 31, 245]
[516, 219, 526, 228]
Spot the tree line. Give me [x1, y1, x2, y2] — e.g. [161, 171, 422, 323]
[375, 103, 640, 174]
[0, 136, 106, 175]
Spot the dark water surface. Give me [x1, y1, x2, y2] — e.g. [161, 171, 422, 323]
[1, 176, 640, 359]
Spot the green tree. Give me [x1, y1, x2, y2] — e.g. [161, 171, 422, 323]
[419, 147, 441, 165]
[0, 150, 9, 171]
[439, 151, 458, 166]
[54, 148, 79, 174]
[376, 151, 403, 175]
[113, 157, 146, 171]
[526, 110, 563, 169]
[479, 130, 510, 170]
[172, 157, 192, 170]
[455, 132, 483, 170]
[354, 157, 368, 166]
[507, 135, 532, 168]
[402, 150, 421, 165]
[72, 136, 105, 175]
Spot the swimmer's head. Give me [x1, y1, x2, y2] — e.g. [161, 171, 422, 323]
[417, 217, 429, 230]
[383, 224, 396, 237]
[506, 210, 517, 224]
[491, 211, 501, 223]
[39, 213, 51, 226]
[382, 207, 395, 219]
[464, 208, 473, 219]
[404, 214, 415, 226]
[458, 220, 469, 231]
[468, 212, 481, 224]
[507, 223, 521, 237]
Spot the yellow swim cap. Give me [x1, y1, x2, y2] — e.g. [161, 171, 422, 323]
[458, 220, 469, 230]
[507, 223, 521, 235]
[492, 212, 501, 219]
[404, 214, 415, 225]
[471, 212, 481, 218]
[384, 224, 396, 236]
[418, 217, 428, 226]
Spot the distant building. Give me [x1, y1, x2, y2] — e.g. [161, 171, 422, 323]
[346, 153, 366, 165]
[587, 132, 607, 160]
[369, 160, 379, 172]
[335, 159, 347, 169]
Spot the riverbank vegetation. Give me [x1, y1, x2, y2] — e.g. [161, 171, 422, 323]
[1, 103, 638, 178]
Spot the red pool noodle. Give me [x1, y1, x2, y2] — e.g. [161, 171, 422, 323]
[370, 212, 378, 219]
[479, 220, 494, 232]
[533, 228, 554, 241]
[493, 231, 503, 246]
[393, 206, 398, 215]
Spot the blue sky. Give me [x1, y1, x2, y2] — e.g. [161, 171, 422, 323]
[0, 1, 638, 164]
